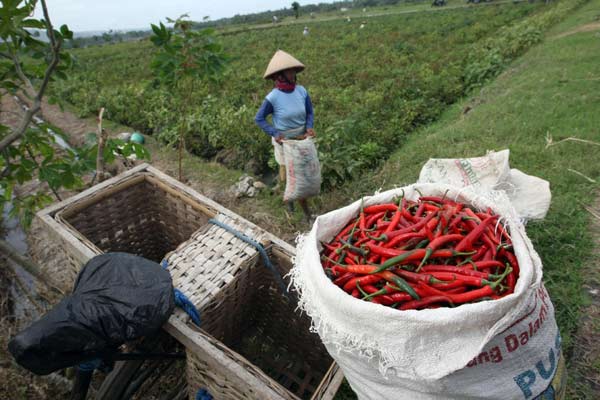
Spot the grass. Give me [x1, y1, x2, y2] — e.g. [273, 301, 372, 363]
[216, 0, 468, 33]
[321, 0, 599, 397]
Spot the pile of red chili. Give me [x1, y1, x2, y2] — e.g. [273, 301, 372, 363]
[320, 195, 519, 310]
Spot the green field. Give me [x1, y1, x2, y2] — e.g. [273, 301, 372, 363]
[54, 0, 553, 187]
[46, 0, 599, 398]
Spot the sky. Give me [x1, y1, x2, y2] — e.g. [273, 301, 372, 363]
[34, 0, 336, 32]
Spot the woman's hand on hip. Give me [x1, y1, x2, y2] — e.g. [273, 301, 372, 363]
[306, 128, 316, 138]
[275, 133, 284, 144]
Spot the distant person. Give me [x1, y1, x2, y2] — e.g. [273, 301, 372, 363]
[303, 26, 309, 36]
[254, 50, 317, 222]
[360, 21, 366, 29]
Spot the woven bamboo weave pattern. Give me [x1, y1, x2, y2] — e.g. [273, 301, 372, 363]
[58, 176, 209, 263]
[164, 213, 267, 312]
[180, 249, 332, 399]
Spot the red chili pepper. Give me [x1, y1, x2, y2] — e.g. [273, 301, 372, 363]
[367, 246, 475, 267]
[343, 274, 382, 293]
[386, 292, 413, 303]
[417, 233, 464, 270]
[482, 247, 494, 261]
[418, 196, 445, 204]
[384, 207, 402, 234]
[322, 242, 340, 253]
[346, 264, 378, 274]
[333, 273, 356, 287]
[400, 295, 452, 310]
[446, 286, 467, 294]
[501, 249, 520, 277]
[334, 219, 358, 242]
[506, 271, 516, 294]
[382, 232, 426, 248]
[374, 271, 420, 299]
[454, 215, 498, 252]
[402, 206, 417, 222]
[427, 271, 489, 287]
[365, 211, 386, 229]
[467, 260, 505, 270]
[343, 256, 358, 265]
[416, 281, 455, 297]
[414, 202, 426, 218]
[363, 204, 398, 214]
[431, 280, 467, 290]
[445, 285, 494, 304]
[358, 284, 399, 305]
[423, 203, 441, 213]
[470, 245, 488, 262]
[464, 208, 500, 247]
[420, 265, 491, 278]
[398, 215, 412, 228]
[359, 212, 366, 237]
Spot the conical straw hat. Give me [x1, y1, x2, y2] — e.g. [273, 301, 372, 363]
[263, 50, 305, 79]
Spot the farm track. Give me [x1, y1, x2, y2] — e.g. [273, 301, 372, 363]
[218, 0, 529, 36]
[569, 192, 600, 397]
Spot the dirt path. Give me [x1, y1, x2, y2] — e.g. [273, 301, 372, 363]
[219, 0, 526, 35]
[553, 21, 600, 38]
[568, 193, 600, 397]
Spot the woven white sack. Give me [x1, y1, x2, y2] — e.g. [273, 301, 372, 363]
[290, 183, 563, 399]
[417, 149, 551, 220]
[283, 138, 321, 202]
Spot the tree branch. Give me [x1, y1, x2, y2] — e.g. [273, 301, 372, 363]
[9, 52, 36, 96]
[0, 0, 63, 153]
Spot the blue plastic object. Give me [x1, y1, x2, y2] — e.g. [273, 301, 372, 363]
[130, 132, 145, 144]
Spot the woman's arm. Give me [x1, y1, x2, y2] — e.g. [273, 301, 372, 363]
[254, 99, 279, 137]
[305, 93, 314, 129]
[305, 93, 316, 137]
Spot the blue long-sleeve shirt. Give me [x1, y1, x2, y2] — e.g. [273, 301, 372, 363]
[255, 85, 314, 138]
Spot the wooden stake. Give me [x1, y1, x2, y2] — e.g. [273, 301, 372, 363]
[96, 107, 108, 183]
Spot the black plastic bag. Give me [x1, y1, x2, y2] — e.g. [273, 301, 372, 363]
[8, 252, 175, 375]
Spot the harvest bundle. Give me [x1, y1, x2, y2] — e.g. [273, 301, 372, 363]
[320, 194, 519, 310]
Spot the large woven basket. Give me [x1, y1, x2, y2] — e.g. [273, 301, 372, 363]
[29, 164, 343, 400]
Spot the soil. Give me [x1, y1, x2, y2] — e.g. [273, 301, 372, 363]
[567, 194, 600, 397]
[552, 21, 600, 39]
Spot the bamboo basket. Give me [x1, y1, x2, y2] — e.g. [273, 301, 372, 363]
[29, 164, 344, 400]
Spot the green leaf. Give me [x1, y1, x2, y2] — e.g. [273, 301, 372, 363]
[59, 24, 73, 40]
[21, 19, 46, 29]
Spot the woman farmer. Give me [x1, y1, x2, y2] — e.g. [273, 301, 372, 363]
[255, 50, 317, 222]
